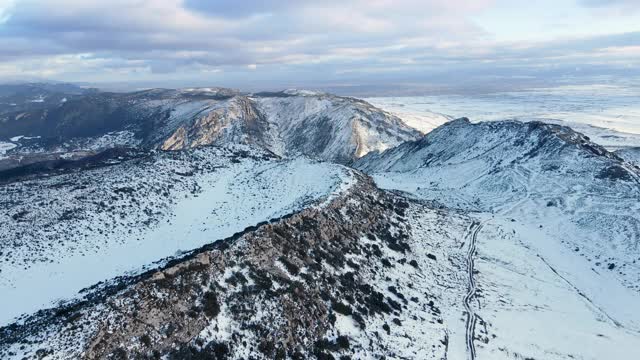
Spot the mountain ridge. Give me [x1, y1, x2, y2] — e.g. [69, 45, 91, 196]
[0, 86, 420, 164]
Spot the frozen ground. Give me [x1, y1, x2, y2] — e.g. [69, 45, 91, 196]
[0, 146, 355, 326]
[364, 82, 640, 150]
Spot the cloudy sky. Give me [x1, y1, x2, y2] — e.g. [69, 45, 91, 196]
[0, 0, 638, 90]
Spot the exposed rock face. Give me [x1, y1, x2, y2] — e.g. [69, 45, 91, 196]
[160, 96, 272, 152]
[0, 173, 455, 359]
[253, 91, 420, 163]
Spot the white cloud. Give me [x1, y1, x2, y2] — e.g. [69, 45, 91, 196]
[0, 0, 638, 85]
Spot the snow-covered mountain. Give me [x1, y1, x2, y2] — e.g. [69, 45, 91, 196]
[356, 118, 640, 289]
[252, 91, 419, 163]
[355, 118, 640, 358]
[0, 88, 419, 164]
[1, 88, 640, 360]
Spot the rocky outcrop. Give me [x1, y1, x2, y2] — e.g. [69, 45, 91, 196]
[160, 96, 271, 152]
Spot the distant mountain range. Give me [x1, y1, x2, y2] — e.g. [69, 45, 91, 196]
[0, 83, 90, 115]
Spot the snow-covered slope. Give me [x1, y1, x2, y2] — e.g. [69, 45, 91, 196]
[0, 88, 419, 164]
[252, 91, 420, 163]
[0, 145, 355, 326]
[355, 118, 640, 359]
[5, 168, 637, 360]
[356, 118, 640, 289]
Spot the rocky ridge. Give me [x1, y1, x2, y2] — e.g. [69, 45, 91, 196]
[0, 172, 466, 359]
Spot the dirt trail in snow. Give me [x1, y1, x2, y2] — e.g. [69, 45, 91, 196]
[463, 221, 483, 360]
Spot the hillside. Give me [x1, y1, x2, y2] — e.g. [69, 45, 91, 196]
[355, 118, 640, 358]
[0, 144, 355, 326]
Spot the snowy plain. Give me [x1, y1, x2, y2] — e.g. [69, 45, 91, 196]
[364, 81, 640, 150]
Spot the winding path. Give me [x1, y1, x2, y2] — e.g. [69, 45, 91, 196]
[463, 221, 483, 360]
